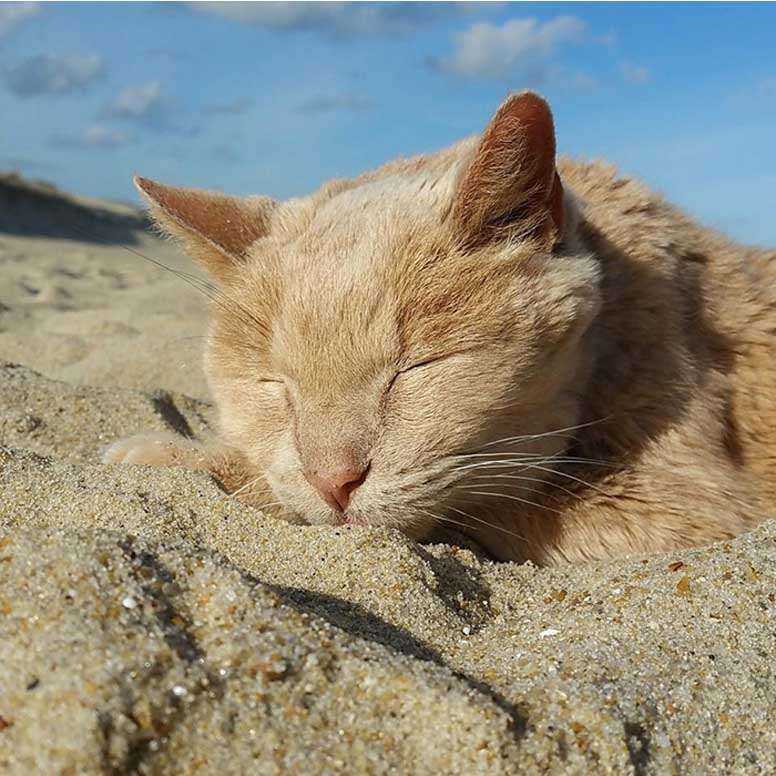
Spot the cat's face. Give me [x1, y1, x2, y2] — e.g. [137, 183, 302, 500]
[136, 92, 601, 539]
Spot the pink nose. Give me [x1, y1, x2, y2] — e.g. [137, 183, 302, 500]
[305, 464, 370, 513]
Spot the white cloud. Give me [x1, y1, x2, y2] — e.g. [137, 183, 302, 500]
[204, 96, 254, 116]
[82, 124, 132, 148]
[756, 76, 776, 97]
[104, 80, 196, 135]
[597, 31, 617, 48]
[0, 1, 40, 40]
[437, 16, 586, 80]
[188, 1, 496, 39]
[4, 52, 104, 97]
[620, 61, 651, 84]
[50, 124, 133, 150]
[107, 80, 165, 119]
[570, 71, 597, 90]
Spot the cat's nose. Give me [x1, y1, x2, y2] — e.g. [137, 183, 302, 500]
[305, 463, 370, 513]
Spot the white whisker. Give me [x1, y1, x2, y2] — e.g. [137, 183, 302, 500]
[523, 464, 609, 495]
[467, 472, 582, 500]
[471, 417, 612, 452]
[453, 455, 605, 473]
[466, 476, 549, 499]
[447, 505, 536, 545]
[418, 508, 473, 533]
[461, 489, 564, 515]
[227, 474, 266, 499]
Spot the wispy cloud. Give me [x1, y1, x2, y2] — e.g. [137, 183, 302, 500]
[103, 80, 194, 134]
[620, 61, 651, 84]
[296, 92, 373, 114]
[204, 96, 254, 116]
[50, 124, 133, 150]
[597, 31, 617, 48]
[756, 76, 776, 97]
[569, 71, 597, 90]
[4, 52, 105, 97]
[106, 80, 167, 119]
[187, 1, 496, 40]
[210, 143, 240, 163]
[0, 1, 41, 40]
[434, 16, 586, 81]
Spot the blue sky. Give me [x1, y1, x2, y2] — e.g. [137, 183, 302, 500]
[1, 1, 775, 245]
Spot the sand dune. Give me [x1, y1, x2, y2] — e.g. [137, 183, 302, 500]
[1, 175, 775, 774]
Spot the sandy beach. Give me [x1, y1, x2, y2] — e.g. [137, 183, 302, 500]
[1, 174, 775, 774]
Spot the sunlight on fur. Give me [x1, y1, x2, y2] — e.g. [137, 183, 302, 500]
[103, 91, 776, 564]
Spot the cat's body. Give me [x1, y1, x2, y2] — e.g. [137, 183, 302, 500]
[105, 92, 776, 564]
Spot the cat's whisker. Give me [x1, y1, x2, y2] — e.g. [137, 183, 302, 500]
[467, 472, 583, 501]
[227, 474, 266, 499]
[418, 506, 536, 546]
[467, 417, 613, 453]
[417, 508, 474, 533]
[452, 455, 606, 473]
[454, 451, 551, 459]
[152, 333, 258, 358]
[455, 452, 612, 466]
[446, 505, 537, 545]
[522, 463, 609, 495]
[255, 501, 285, 513]
[453, 458, 543, 473]
[465, 475, 550, 499]
[458, 488, 565, 516]
[81, 231, 273, 347]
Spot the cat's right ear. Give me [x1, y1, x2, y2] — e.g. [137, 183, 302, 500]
[452, 91, 564, 249]
[134, 176, 275, 280]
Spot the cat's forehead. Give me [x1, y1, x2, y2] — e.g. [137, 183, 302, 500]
[273, 171, 455, 298]
[280, 144, 471, 246]
[314, 168, 459, 225]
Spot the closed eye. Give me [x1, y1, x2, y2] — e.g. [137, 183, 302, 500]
[402, 356, 445, 373]
[386, 354, 451, 393]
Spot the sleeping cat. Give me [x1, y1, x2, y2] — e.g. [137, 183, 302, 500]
[104, 91, 776, 564]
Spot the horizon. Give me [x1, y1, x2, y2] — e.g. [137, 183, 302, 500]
[2, 1, 775, 246]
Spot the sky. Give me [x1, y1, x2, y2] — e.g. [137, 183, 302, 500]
[1, 1, 775, 246]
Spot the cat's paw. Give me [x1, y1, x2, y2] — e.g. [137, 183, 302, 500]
[102, 432, 201, 468]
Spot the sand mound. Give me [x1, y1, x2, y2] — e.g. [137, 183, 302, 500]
[1, 179, 775, 774]
[0, 176, 209, 399]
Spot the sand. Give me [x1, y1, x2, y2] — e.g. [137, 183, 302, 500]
[1, 175, 775, 774]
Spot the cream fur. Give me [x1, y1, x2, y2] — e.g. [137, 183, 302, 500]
[104, 92, 776, 565]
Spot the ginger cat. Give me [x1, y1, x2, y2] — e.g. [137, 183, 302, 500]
[104, 91, 776, 564]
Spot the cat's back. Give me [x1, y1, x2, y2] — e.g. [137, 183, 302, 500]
[561, 156, 776, 494]
[559, 156, 776, 349]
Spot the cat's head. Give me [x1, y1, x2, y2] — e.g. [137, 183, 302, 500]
[135, 92, 600, 540]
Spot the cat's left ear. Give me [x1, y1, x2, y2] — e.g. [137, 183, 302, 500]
[134, 176, 275, 280]
[453, 91, 565, 248]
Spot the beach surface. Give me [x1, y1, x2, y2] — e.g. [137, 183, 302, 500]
[1, 174, 775, 774]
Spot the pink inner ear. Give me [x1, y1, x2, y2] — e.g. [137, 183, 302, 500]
[135, 176, 272, 259]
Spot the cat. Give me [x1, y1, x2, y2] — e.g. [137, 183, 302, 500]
[103, 90, 776, 565]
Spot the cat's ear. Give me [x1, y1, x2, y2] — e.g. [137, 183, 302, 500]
[453, 91, 564, 248]
[134, 176, 275, 279]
